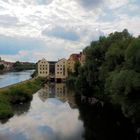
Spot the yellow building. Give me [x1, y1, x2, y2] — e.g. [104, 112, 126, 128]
[67, 54, 80, 73]
[55, 83, 67, 99]
[37, 58, 49, 77]
[37, 52, 85, 80]
[67, 59, 75, 73]
[55, 58, 68, 81]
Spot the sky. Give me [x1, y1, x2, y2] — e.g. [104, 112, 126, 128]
[0, 0, 140, 62]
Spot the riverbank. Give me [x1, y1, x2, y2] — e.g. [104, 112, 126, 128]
[0, 77, 45, 119]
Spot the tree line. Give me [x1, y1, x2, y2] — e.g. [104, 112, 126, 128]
[67, 29, 140, 125]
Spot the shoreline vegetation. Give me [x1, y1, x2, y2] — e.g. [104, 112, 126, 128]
[0, 77, 45, 120]
[67, 29, 140, 128]
[0, 61, 35, 73]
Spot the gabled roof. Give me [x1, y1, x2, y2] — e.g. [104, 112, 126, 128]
[57, 58, 67, 63]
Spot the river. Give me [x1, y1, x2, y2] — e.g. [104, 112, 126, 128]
[0, 83, 138, 140]
[0, 83, 84, 140]
[0, 70, 34, 88]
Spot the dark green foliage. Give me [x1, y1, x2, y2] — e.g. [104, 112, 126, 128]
[105, 70, 140, 97]
[0, 77, 44, 119]
[68, 29, 140, 125]
[125, 38, 140, 72]
[74, 29, 139, 98]
[74, 60, 81, 76]
[0, 102, 13, 119]
[31, 70, 37, 78]
[8, 86, 33, 104]
[0, 64, 4, 70]
[13, 61, 35, 71]
[0, 92, 13, 119]
[66, 60, 81, 88]
[66, 75, 76, 88]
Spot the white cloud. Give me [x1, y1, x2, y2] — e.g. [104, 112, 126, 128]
[106, 0, 129, 9]
[0, 0, 139, 62]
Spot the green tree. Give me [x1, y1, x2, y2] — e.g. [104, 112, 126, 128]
[125, 38, 140, 72]
[74, 60, 81, 76]
[0, 64, 4, 70]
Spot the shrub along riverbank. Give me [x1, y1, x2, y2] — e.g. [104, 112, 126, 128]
[0, 77, 45, 119]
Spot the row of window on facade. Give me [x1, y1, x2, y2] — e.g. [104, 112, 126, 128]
[40, 71, 48, 74]
[40, 61, 66, 63]
[39, 71, 64, 75]
[40, 68, 65, 71]
[40, 65, 65, 68]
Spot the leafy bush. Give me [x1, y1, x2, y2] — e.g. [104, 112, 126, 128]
[0, 77, 44, 119]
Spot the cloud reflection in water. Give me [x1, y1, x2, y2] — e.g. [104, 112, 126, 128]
[0, 90, 84, 140]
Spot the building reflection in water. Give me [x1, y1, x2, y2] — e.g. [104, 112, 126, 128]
[38, 83, 77, 108]
[0, 84, 84, 140]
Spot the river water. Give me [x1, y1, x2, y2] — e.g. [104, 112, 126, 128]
[0, 83, 84, 140]
[0, 83, 138, 140]
[0, 70, 34, 88]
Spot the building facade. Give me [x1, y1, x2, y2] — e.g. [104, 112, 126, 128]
[37, 52, 85, 81]
[37, 58, 68, 81]
[55, 58, 68, 81]
[37, 58, 49, 77]
[67, 53, 81, 73]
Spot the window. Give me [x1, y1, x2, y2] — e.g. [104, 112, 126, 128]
[57, 65, 59, 67]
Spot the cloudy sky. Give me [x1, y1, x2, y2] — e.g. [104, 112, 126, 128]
[0, 0, 140, 62]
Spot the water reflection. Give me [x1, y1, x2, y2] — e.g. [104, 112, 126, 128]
[38, 83, 77, 108]
[0, 83, 84, 140]
[11, 102, 31, 116]
[76, 94, 137, 140]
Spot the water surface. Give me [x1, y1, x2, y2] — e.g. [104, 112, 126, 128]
[0, 83, 138, 140]
[0, 70, 34, 88]
[0, 83, 84, 140]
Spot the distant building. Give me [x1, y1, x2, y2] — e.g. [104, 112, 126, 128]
[67, 52, 86, 73]
[37, 58, 49, 77]
[55, 58, 68, 82]
[67, 54, 80, 73]
[37, 52, 86, 81]
[0, 58, 13, 71]
[48, 61, 57, 79]
[37, 58, 67, 81]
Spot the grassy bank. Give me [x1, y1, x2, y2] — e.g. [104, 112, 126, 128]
[0, 77, 45, 119]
